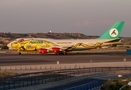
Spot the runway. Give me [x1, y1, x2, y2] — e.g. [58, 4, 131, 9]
[0, 51, 130, 66]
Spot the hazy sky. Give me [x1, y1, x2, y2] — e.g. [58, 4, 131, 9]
[0, 0, 131, 37]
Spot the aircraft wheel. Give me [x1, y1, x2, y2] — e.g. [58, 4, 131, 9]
[55, 52, 60, 55]
[60, 51, 67, 55]
[63, 52, 67, 55]
[18, 52, 21, 55]
[55, 52, 67, 55]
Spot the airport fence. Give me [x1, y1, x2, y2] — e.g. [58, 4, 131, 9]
[0, 67, 131, 90]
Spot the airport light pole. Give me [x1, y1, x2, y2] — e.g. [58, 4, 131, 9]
[119, 81, 131, 90]
[118, 74, 131, 90]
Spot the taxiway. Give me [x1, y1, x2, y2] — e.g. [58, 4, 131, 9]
[0, 51, 130, 66]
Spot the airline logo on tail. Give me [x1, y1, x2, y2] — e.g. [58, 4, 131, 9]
[109, 28, 119, 37]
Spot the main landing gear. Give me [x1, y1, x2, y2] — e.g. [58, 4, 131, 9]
[55, 51, 68, 55]
[18, 52, 22, 55]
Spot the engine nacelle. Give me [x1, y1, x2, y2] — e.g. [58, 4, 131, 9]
[39, 48, 49, 54]
[52, 47, 62, 53]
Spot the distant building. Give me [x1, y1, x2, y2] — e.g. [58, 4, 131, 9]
[48, 30, 53, 34]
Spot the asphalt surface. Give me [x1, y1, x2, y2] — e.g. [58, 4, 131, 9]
[44, 79, 103, 90]
[0, 51, 130, 66]
[0, 51, 130, 90]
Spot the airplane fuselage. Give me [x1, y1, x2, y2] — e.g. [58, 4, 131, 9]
[8, 38, 121, 51]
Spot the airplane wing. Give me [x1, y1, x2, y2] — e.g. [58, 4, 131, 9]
[102, 38, 122, 46]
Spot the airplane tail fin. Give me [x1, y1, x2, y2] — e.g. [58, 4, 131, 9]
[99, 21, 124, 39]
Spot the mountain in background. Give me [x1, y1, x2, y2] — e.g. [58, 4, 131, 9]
[0, 32, 131, 46]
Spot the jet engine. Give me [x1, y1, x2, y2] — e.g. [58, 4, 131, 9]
[51, 47, 62, 53]
[39, 48, 49, 54]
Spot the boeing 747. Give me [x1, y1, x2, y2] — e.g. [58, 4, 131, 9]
[7, 21, 124, 55]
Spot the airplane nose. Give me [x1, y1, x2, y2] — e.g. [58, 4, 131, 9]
[7, 43, 11, 48]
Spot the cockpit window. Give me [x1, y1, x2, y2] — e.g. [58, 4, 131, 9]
[18, 39, 24, 42]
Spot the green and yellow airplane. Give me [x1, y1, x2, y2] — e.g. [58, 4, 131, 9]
[7, 21, 124, 55]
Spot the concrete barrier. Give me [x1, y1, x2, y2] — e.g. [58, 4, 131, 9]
[0, 62, 131, 73]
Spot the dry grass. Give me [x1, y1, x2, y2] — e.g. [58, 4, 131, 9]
[0, 71, 16, 79]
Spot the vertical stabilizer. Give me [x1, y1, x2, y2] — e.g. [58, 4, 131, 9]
[99, 21, 124, 39]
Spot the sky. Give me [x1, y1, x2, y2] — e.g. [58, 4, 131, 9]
[0, 0, 131, 37]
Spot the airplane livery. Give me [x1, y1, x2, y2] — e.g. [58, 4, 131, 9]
[7, 21, 124, 55]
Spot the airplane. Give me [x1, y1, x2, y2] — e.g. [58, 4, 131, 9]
[7, 21, 124, 55]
